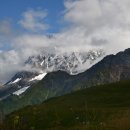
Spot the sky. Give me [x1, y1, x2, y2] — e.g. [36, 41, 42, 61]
[0, 0, 65, 35]
[0, 0, 130, 82]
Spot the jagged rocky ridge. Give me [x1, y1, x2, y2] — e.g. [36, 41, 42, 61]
[1, 48, 130, 114]
[25, 50, 104, 74]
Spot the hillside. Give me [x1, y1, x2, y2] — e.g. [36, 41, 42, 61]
[3, 80, 130, 130]
[1, 48, 130, 114]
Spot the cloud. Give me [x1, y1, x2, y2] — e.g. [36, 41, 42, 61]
[19, 9, 49, 32]
[0, 50, 23, 82]
[13, 34, 53, 49]
[64, 0, 102, 28]
[64, 0, 130, 30]
[63, 0, 130, 53]
[16, 0, 130, 55]
[0, 20, 13, 47]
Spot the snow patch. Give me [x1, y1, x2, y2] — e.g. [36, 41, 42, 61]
[9, 78, 21, 84]
[29, 73, 47, 81]
[40, 60, 44, 66]
[13, 86, 30, 96]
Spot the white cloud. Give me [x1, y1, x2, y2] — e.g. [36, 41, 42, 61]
[64, 0, 102, 28]
[63, 0, 130, 53]
[16, 0, 130, 55]
[19, 9, 49, 32]
[64, 0, 130, 30]
[0, 50, 22, 82]
[13, 34, 53, 49]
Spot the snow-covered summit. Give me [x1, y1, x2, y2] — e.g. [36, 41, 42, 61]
[26, 49, 105, 75]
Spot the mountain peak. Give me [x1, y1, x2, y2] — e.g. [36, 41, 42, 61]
[124, 48, 130, 55]
[25, 49, 105, 75]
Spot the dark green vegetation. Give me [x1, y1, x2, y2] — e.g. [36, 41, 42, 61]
[2, 80, 130, 130]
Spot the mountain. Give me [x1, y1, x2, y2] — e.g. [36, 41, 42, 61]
[0, 49, 104, 100]
[3, 80, 130, 130]
[8, 49, 104, 84]
[1, 48, 130, 114]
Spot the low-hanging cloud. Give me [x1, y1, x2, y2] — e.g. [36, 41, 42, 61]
[1, 0, 130, 83]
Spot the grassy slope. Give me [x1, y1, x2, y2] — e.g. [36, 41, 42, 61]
[3, 80, 130, 130]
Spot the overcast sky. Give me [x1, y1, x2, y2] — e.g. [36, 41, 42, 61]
[0, 0, 130, 82]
